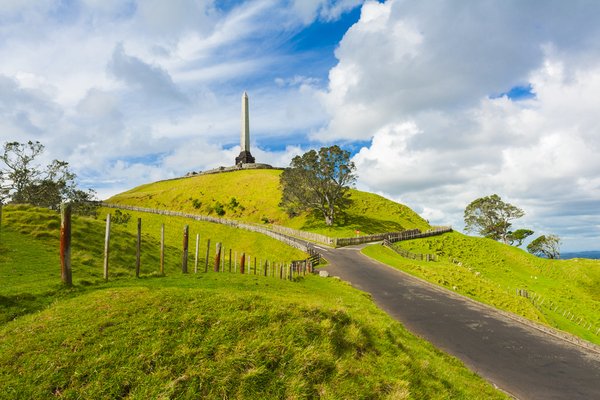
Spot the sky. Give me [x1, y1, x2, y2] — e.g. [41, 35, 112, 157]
[1, 0, 600, 252]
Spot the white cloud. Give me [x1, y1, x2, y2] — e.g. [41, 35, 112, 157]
[107, 43, 188, 104]
[3, 0, 599, 251]
[322, 0, 600, 250]
[0, 0, 340, 207]
[292, 0, 362, 23]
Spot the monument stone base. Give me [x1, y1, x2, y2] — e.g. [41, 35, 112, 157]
[235, 150, 255, 165]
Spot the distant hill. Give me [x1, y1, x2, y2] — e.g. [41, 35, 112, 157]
[561, 250, 600, 260]
[107, 169, 431, 237]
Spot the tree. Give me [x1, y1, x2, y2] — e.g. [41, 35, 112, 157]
[0, 141, 44, 204]
[280, 145, 356, 226]
[464, 194, 525, 243]
[0, 141, 97, 213]
[527, 235, 561, 259]
[507, 229, 534, 247]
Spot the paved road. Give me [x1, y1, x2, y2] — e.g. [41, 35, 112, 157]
[317, 244, 600, 400]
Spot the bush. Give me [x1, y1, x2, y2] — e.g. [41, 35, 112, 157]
[214, 202, 226, 216]
[112, 209, 131, 225]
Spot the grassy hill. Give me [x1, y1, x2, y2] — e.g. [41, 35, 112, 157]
[0, 206, 507, 399]
[107, 169, 431, 237]
[363, 232, 600, 345]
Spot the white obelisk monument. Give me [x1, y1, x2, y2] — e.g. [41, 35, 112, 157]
[235, 91, 255, 165]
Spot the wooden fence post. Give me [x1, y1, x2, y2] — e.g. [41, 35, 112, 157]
[182, 225, 189, 273]
[240, 253, 245, 274]
[60, 203, 72, 286]
[205, 239, 211, 273]
[254, 257, 257, 275]
[194, 234, 199, 273]
[0, 203, 3, 244]
[160, 224, 165, 275]
[229, 248, 232, 272]
[215, 243, 222, 272]
[264, 260, 267, 276]
[103, 213, 111, 281]
[136, 218, 141, 278]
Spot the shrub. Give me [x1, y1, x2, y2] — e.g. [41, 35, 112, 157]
[112, 209, 131, 225]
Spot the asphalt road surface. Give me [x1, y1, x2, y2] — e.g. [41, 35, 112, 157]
[317, 244, 600, 400]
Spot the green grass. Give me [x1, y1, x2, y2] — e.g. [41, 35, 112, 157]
[97, 207, 307, 264]
[0, 204, 305, 323]
[0, 205, 508, 398]
[107, 169, 431, 237]
[363, 232, 600, 345]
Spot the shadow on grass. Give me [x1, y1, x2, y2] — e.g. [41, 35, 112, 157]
[0, 293, 52, 325]
[301, 212, 405, 235]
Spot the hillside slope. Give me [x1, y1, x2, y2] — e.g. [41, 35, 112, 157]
[363, 231, 600, 345]
[107, 169, 430, 237]
[0, 207, 507, 399]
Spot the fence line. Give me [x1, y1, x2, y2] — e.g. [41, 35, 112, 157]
[382, 238, 439, 261]
[386, 227, 453, 243]
[97, 212, 317, 282]
[516, 288, 600, 338]
[101, 202, 452, 249]
[101, 203, 316, 253]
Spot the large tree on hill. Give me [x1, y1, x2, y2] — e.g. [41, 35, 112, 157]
[527, 235, 561, 259]
[0, 141, 97, 214]
[464, 194, 525, 243]
[279, 145, 356, 226]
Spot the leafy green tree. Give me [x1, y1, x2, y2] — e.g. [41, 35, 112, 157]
[507, 229, 534, 247]
[0, 141, 45, 204]
[0, 141, 97, 213]
[464, 194, 525, 243]
[527, 235, 561, 259]
[280, 145, 356, 226]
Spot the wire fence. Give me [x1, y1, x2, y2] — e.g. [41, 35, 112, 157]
[516, 288, 600, 337]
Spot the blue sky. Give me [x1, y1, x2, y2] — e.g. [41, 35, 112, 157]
[1, 0, 600, 252]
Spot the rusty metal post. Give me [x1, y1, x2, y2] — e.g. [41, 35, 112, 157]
[60, 203, 72, 286]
